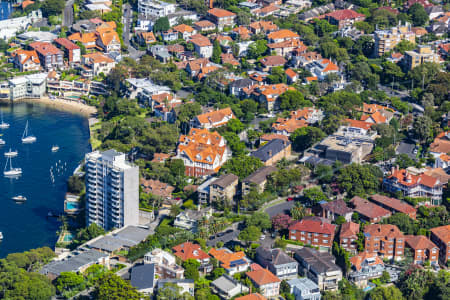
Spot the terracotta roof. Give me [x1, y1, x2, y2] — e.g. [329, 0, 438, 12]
[167, 44, 184, 53]
[21, 0, 34, 9]
[405, 235, 438, 250]
[209, 248, 247, 269]
[140, 178, 174, 198]
[272, 117, 307, 134]
[343, 119, 373, 130]
[387, 168, 440, 188]
[68, 32, 97, 46]
[391, 52, 404, 59]
[363, 224, 404, 240]
[97, 28, 120, 46]
[254, 4, 279, 15]
[172, 242, 210, 261]
[221, 53, 239, 66]
[350, 196, 391, 221]
[324, 9, 365, 21]
[190, 35, 212, 47]
[14, 49, 40, 65]
[321, 199, 353, 216]
[138, 31, 156, 43]
[268, 29, 299, 41]
[246, 268, 281, 286]
[369, 194, 416, 216]
[260, 134, 289, 142]
[360, 110, 387, 124]
[267, 39, 304, 51]
[340, 221, 360, 238]
[152, 92, 173, 103]
[260, 55, 286, 67]
[194, 20, 216, 28]
[236, 294, 267, 300]
[285, 68, 297, 78]
[430, 131, 450, 154]
[29, 42, 62, 56]
[54, 38, 80, 50]
[151, 153, 171, 163]
[195, 107, 235, 127]
[233, 26, 251, 39]
[249, 21, 278, 32]
[412, 27, 427, 36]
[430, 225, 450, 243]
[350, 252, 383, 271]
[305, 76, 317, 82]
[360, 103, 390, 114]
[82, 52, 114, 63]
[320, 59, 339, 72]
[289, 219, 336, 235]
[173, 24, 195, 33]
[208, 8, 236, 18]
[440, 154, 450, 162]
[258, 83, 294, 101]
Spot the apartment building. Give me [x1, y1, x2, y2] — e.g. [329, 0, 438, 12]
[144, 248, 184, 278]
[339, 221, 360, 254]
[138, 0, 176, 17]
[8, 73, 47, 100]
[81, 52, 116, 78]
[294, 247, 342, 291]
[54, 38, 81, 64]
[373, 22, 415, 57]
[251, 139, 292, 166]
[29, 41, 63, 70]
[176, 128, 230, 177]
[209, 173, 239, 208]
[405, 235, 439, 265]
[350, 196, 391, 223]
[255, 247, 298, 280]
[85, 150, 139, 230]
[404, 45, 440, 71]
[369, 194, 416, 219]
[242, 166, 278, 195]
[289, 219, 336, 249]
[430, 225, 450, 264]
[207, 8, 236, 29]
[383, 167, 443, 205]
[363, 224, 405, 261]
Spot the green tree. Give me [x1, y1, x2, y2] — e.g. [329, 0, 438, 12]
[183, 259, 200, 280]
[212, 267, 226, 279]
[94, 273, 142, 300]
[246, 212, 272, 230]
[157, 282, 183, 300]
[332, 242, 351, 275]
[370, 285, 404, 300]
[408, 3, 429, 26]
[212, 40, 222, 64]
[412, 115, 433, 143]
[337, 164, 382, 197]
[278, 90, 311, 111]
[290, 203, 307, 220]
[56, 272, 85, 296]
[67, 175, 84, 194]
[303, 187, 328, 204]
[290, 126, 326, 152]
[226, 118, 244, 133]
[154, 17, 170, 32]
[238, 225, 261, 244]
[394, 40, 416, 54]
[221, 155, 263, 179]
[41, 0, 64, 17]
[335, 216, 346, 225]
[247, 40, 267, 59]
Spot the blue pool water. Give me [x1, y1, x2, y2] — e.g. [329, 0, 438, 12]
[66, 201, 79, 210]
[0, 102, 90, 257]
[63, 233, 74, 242]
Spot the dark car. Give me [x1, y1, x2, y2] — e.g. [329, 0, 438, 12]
[209, 235, 215, 240]
[217, 232, 225, 237]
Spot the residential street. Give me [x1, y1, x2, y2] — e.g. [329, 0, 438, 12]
[62, 0, 74, 27]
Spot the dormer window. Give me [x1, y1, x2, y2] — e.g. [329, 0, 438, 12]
[196, 154, 202, 160]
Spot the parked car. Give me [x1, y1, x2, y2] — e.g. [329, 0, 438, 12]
[287, 197, 294, 201]
[260, 235, 265, 240]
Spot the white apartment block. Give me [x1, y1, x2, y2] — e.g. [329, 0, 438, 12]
[138, 0, 176, 17]
[85, 150, 139, 231]
[8, 73, 48, 100]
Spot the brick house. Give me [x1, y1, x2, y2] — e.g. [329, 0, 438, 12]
[363, 224, 405, 261]
[349, 196, 392, 223]
[29, 41, 63, 71]
[54, 38, 81, 65]
[339, 221, 360, 254]
[207, 8, 236, 29]
[369, 194, 416, 219]
[320, 199, 354, 222]
[430, 225, 450, 264]
[246, 268, 281, 298]
[289, 219, 336, 248]
[405, 235, 439, 265]
[322, 9, 366, 29]
[250, 139, 291, 166]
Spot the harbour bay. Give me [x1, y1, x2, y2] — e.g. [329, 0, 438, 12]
[0, 102, 90, 257]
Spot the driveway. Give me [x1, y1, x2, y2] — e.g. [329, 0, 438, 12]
[206, 222, 241, 247]
[265, 201, 295, 218]
[63, 0, 74, 27]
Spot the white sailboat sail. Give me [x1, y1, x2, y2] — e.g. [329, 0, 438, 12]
[22, 121, 36, 143]
[3, 156, 22, 177]
[0, 111, 9, 129]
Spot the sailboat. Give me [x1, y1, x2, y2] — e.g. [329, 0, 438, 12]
[51, 145, 60, 152]
[12, 195, 27, 203]
[4, 156, 22, 177]
[5, 148, 18, 157]
[0, 111, 9, 129]
[0, 138, 4, 145]
[22, 121, 36, 143]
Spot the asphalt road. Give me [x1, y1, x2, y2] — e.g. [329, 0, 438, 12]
[63, 0, 74, 27]
[122, 3, 146, 60]
[265, 201, 295, 217]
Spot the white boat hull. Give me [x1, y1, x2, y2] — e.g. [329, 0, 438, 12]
[22, 136, 36, 143]
[5, 152, 18, 157]
[4, 169, 22, 176]
[0, 124, 9, 129]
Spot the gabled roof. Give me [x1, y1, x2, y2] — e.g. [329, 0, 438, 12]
[29, 42, 62, 56]
[289, 219, 336, 235]
[14, 49, 40, 65]
[130, 263, 155, 290]
[350, 252, 383, 271]
[243, 166, 278, 184]
[212, 173, 239, 188]
[195, 20, 216, 28]
[251, 139, 291, 163]
[363, 224, 404, 240]
[343, 119, 373, 130]
[259, 55, 286, 67]
[209, 248, 247, 269]
[249, 21, 278, 32]
[246, 268, 281, 286]
[172, 242, 210, 261]
[369, 194, 416, 216]
[208, 8, 236, 18]
[387, 168, 440, 188]
[83, 52, 114, 63]
[236, 293, 267, 300]
[268, 29, 299, 41]
[430, 225, 450, 243]
[256, 247, 296, 267]
[173, 24, 195, 33]
[320, 199, 353, 216]
[360, 110, 387, 124]
[196, 107, 235, 126]
[285, 68, 297, 78]
[340, 221, 360, 238]
[405, 235, 438, 250]
[350, 196, 391, 221]
[54, 38, 80, 50]
[430, 131, 450, 154]
[323, 9, 365, 21]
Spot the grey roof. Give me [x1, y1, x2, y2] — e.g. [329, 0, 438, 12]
[177, 208, 209, 221]
[40, 249, 107, 276]
[157, 278, 195, 287]
[212, 173, 238, 188]
[211, 274, 242, 292]
[396, 141, 416, 159]
[256, 247, 296, 267]
[243, 166, 278, 184]
[294, 248, 341, 275]
[287, 277, 319, 291]
[131, 264, 155, 290]
[320, 199, 353, 216]
[88, 226, 150, 252]
[229, 78, 255, 89]
[250, 139, 291, 163]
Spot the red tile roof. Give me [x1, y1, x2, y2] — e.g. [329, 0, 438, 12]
[267, 29, 299, 41]
[236, 294, 267, 300]
[54, 38, 80, 50]
[289, 219, 336, 235]
[324, 9, 365, 21]
[285, 68, 297, 78]
[430, 225, 450, 244]
[405, 235, 438, 250]
[350, 196, 391, 221]
[172, 242, 210, 261]
[208, 8, 236, 18]
[369, 194, 416, 217]
[350, 252, 383, 271]
[387, 168, 440, 188]
[364, 224, 404, 240]
[259, 55, 286, 67]
[430, 131, 450, 154]
[195, 107, 235, 127]
[29, 42, 62, 56]
[343, 119, 373, 130]
[246, 268, 281, 286]
[340, 221, 360, 238]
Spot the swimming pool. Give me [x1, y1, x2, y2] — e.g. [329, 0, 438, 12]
[66, 201, 79, 210]
[63, 233, 74, 242]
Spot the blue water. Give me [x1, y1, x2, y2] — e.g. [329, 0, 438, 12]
[66, 201, 79, 210]
[63, 233, 74, 242]
[0, 1, 12, 21]
[0, 102, 90, 257]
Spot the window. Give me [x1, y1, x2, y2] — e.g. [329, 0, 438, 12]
[301, 237, 305, 241]
[323, 234, 329, 237]
[323, 240, 328, 243]
[314, 239, 318, 242]
[397, 251, 402, 254]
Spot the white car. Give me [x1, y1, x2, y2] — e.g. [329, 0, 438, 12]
[260, 235, 265, 240]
